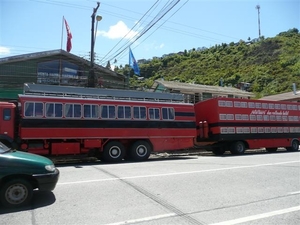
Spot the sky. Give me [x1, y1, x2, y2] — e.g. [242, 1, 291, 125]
[0, 0, 299, 68]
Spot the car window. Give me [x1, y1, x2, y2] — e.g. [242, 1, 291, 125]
[0, 142, 10, 153]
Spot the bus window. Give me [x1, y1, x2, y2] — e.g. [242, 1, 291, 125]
[24, 102, 43, 117]
[101, 105, 115, 119]
[84, 105, 98, 118]
[118, 106, 131, 119]
[133, 106, 146, 119]
[74, 104, 82, 118]
[3, 109, 11, 121]
[55, 104, 63, 117]
[35, 102, 43, 117]
[65, 104, 81, 118]
[108, 106, 115, 119]
[24, 102, 34, 117]
[162, 108, 175, 120]
[125, 106, 131, 119]
[46, 103, 62, 118]
[149, 108, 160, 120]
[65, 104, 73, 118]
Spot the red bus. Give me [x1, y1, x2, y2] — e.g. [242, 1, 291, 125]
[0, 84, 196, 162]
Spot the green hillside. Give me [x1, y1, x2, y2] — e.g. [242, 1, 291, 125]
[116, 28, 300, 98]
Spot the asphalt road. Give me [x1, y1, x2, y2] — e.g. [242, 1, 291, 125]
[1, 150, 300, 225]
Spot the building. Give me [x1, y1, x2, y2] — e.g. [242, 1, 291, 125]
[0, 49, 127, 99]
[259, 83, 300, 102]
[259, 91, 300, 102]
[152, 80, 254, 103]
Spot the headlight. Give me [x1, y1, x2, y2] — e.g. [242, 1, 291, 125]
[45, 164, 56, 172]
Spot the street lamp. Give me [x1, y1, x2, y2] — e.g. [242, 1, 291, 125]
[94, 15, 102, 45]
[88, 2, 100, 87]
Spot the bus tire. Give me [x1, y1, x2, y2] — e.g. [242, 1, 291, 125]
[212, 147, 225, 155]
[266, 148, 277, 153]
[102, 141, 125, 163]
[230, 141, 246, 155]
[287, 140, 299, 152]
[129, 140, 152, 161]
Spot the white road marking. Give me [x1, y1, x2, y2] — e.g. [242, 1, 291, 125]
[104, 213, 176, 225]
[209, 205, 300, 225]
[58, 160, 299, 185]
[289, 191, 300, 195]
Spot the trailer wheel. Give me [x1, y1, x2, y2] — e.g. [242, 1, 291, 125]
[287, 140, 299, 152]
[0, 179, 33, 208]
[230, 141, 246, 155]
[266, 148, 277, 153]
[212, 147, 225, 155]
[129, 140, 152, 161]
[102, 141, 125, 163]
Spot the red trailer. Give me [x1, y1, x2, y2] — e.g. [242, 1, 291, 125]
[0, 84, 196, 162]
[194, 97, 300, 155]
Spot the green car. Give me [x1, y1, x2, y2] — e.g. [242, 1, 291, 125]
[0, 141, 59, 208]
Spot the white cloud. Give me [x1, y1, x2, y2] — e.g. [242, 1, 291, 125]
[0, 46, 10, 55]
[156, 43, 165, 49]
[97, 21, 138, 40]
[144, 42, 165, 51]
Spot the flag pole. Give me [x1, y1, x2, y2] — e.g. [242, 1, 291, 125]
[59, 16, 64, 85]
[61, 16, 64, 50]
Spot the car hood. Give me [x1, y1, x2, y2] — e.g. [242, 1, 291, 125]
[2, 150, 52, 164]
[0, 150, 54, 174]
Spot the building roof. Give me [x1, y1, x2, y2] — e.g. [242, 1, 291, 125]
[0, 49, 125, 79]
[154, 80, 254, 98]
[259, 91, 300, 101]
[22, 83, 185, 102]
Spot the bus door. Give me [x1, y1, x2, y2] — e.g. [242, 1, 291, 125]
[0, 103, 15, 140]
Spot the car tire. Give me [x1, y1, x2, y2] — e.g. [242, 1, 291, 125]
[0, 179, 33, 208]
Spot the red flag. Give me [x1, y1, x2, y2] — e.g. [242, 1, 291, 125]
[64, 18, 72, 52]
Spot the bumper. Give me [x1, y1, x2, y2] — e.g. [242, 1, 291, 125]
[33, 168, 60, 191]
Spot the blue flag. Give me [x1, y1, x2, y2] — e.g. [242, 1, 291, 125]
[129, 48, 140, 76]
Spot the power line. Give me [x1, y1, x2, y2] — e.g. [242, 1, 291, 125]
[99, 0, 161, 65]
[101, 0, 182, 65]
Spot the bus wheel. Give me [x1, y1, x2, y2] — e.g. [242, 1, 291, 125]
[129, 141, 152, 161]
[266, 148, 277, 153]
[230, 141, 246, 155]
[287, 140, 299, 152]
[212, 147, 225, 155]
[102, 141, 125, 163]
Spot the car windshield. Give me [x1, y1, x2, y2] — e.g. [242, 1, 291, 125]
[0, 142, 11, 153]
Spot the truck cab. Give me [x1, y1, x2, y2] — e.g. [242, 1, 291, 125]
[0, 102, 16, 144]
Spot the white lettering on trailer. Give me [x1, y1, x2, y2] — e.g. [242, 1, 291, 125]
[250, 110, 267, 115]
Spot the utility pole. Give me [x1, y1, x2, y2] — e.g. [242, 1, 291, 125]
[256, 5, 261, 38]
[88, 2, 100, 87]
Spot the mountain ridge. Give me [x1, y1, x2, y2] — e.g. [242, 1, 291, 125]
[116, 28, 300, 98]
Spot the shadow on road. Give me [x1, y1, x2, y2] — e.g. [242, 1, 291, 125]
[0, 191, 56, 215]
[55, 155, 198, 168]
[52, 148, 299, 168]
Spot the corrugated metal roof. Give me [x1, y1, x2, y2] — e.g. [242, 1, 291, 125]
[259, 91, 300, 101]
[155, 80, 254, 97]
[0, 49, 125, 79]
[23, 83, 184, 102]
